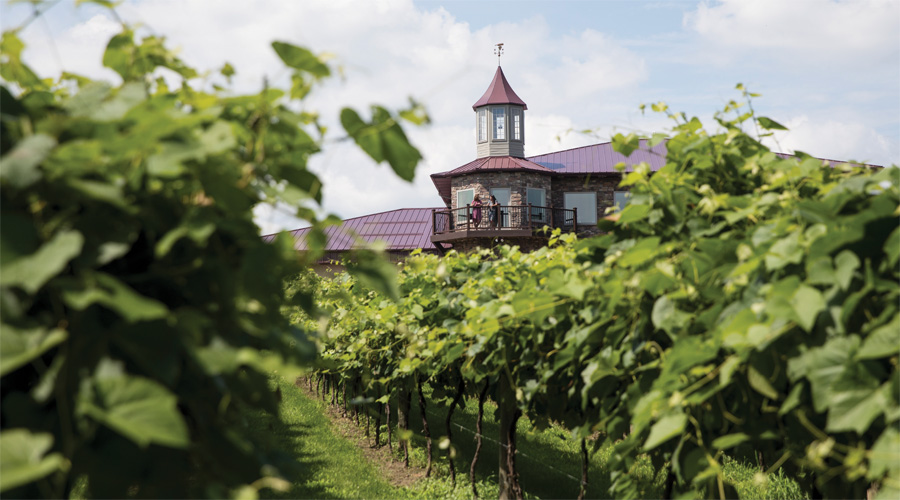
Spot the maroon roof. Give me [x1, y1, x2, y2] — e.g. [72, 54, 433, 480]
[430, 156, 553, 204]
[472, 66, 528, 110]
[527, 139, 668, 173]
[262, 207, 443, 255]
[526, 140, 878, 173]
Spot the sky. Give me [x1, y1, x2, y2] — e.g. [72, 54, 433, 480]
[2, 0, 898, 234]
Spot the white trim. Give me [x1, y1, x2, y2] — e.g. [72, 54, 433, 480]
[457, 188, 474, 222]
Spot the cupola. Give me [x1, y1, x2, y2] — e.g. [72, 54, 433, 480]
[473, 65, 527, 158]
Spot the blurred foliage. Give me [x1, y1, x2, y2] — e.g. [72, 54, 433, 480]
[0, 1, 423, 497]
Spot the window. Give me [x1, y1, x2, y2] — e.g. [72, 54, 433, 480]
[613, 191, 630, 213]
[492, 107, 506, 140]
[491, 187, 510, 227]
[457, 189, 474, 222]
[477, 109, 487, 142]
[527, 187, 545, 221]
[564, 192, 597, 225]
[512, 109, 521, 141]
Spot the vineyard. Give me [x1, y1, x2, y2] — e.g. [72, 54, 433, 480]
[294, 107, 899, 499]
[1, 2, 899, 498]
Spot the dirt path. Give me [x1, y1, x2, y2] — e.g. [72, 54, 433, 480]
[295, 380, 427, 490]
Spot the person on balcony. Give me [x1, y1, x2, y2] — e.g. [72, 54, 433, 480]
[471, 195, 483, 227]
[489, 195, 500, 229]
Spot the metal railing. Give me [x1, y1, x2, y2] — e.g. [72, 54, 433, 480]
[432, 205, 578, 235]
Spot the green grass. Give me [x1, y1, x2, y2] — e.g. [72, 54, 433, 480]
[248, 378, 807, 499]
[243, 379, 404, 499]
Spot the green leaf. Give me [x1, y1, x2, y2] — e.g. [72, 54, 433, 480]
[198, 120, 236, 155]
[790, 284, 825, 332]
[644, 412, 687, 451]
[81, 369, 189, 448]
[869, 428, 900, 480]
[0, 230, 83, 294]
[857, 314, 900, 359]
[0, 325, 67, 377]
[155, 212, 217, 257]
[658, 336, 717, 385]
[340, 106, 421, 182]
[711, 433, 749, 450]
[79, 81, 146, 122]
[346, 249, 400, 301]
[611, 133, 641, 157]
[617, 203, 651, 225]
[757, 116, 788, 130]
[826, 384, 888, 435]
[787, 336, 859, 413]
[884, 226, 900, 268]
[102, 29, 135, 80]
[765, 232, 802, 270]
[0, 429, 67, 492]
[66, 178, 131, 210]
[60, 272, 168, 323]
[779, 383, 804, 416]
[618, 236, 660, 267]
[651, 295, 691, 337]
[271, 42, 330, 78]
[0, 133, 56, 188]
[747, 364, 779, 400]
[649, 132, 667, 148]
[833, 250, 860, 291]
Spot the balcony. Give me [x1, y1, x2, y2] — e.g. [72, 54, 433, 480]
[431, 205, 577, 243]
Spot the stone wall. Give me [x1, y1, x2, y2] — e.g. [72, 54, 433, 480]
[551, 173, 625, 236]
[445, 170, 628, 244]
[450, 171, 552, 211]
[446, 236, 551, 254]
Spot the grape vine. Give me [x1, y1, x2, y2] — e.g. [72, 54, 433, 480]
[299, 101, 899, 499]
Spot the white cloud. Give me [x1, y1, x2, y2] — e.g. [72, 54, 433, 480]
[16, 13, 121, 82]
[768, 115, 895, 166]
[684, 0, 899, 66]
[111, 0, 647, 231]
[7, 0, 894, 233]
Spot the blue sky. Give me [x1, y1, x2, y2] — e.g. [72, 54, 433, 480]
[2, 0, 898, 233]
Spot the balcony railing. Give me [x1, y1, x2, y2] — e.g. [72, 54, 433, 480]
[432, 204, 577, 236]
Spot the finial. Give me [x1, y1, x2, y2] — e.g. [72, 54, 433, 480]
[494, 43, 504, 66]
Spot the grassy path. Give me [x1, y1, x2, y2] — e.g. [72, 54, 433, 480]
[244, 378, 405, 499]
[247, 378, 807, 499]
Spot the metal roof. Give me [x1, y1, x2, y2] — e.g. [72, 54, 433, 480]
[527, 139, 668, 173]
[472, 66, 528, 110]
[262, 207, 443, 254]
[430, 156, 555, 204]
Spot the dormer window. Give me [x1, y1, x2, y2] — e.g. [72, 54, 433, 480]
[492, 107, 506, 140]
[478, 109, 487, 142]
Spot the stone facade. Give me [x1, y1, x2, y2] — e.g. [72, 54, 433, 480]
[448, 236, 549, 254]
[550, 174, 625, 237]
[447, 171, 626, 237]
[450, 171, 552, 211]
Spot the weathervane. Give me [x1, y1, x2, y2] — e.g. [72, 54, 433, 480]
[494, 43, 504, 65]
